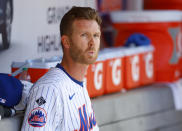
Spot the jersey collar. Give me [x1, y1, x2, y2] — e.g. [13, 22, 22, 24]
[56, 64, 83, 87]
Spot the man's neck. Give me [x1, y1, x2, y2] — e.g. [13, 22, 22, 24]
[60, 57, 88, 82]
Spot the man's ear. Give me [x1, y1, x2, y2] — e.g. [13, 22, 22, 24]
[61, 35, 70, 49]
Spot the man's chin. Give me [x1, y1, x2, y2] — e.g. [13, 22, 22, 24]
[86, 58, 97, 64]
[81, 58, 97, 65]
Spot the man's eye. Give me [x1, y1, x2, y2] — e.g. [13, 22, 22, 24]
[81, 33, 87, 37]
[94, 34, 100, 38]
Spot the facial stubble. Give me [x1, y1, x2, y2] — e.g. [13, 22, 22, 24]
[69, 40, 99, 65]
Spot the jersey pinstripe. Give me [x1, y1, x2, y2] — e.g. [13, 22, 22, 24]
[21, 64, 99, 131]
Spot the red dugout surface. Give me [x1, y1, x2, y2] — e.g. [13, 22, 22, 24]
[86, 54, 106, 98]
[104, 48, 125, 94]
[110, 11, 182, 82]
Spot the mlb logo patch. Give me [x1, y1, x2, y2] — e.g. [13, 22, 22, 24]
[36, 96, 46, 106]
[28, 107, 47, 127]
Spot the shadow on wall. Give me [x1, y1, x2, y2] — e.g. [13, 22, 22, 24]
[0, 0, 14, 50]
[0, 44, 4, 51]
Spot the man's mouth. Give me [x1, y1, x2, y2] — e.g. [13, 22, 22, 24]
[88, 50, 95, 56]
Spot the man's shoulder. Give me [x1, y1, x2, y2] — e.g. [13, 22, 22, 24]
[34, 67, 68, 88]
[40, 67, 65, 81]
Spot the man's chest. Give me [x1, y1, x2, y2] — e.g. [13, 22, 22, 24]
[60, 86, 97, 130]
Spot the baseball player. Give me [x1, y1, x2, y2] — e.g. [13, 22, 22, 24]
[21, 6, 101, 131]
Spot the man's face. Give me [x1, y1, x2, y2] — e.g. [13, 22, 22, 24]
[68, 19, 101, 65]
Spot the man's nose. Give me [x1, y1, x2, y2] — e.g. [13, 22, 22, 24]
[88, 37, 94, 48]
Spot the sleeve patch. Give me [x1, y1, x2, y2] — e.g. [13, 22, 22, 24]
[28, 107, 47, 127]
[36, 96, 46, 106]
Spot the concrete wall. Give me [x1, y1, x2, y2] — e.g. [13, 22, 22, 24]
[1, 84, 182, 131]
[92, 84, 182, 131]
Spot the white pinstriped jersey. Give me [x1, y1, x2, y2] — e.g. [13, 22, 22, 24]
[21, 64, 99, 131]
